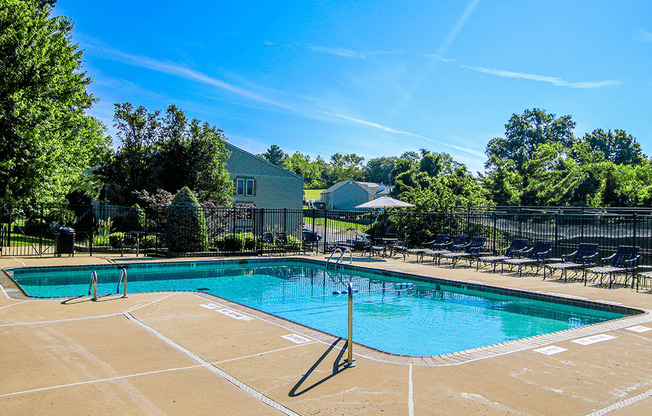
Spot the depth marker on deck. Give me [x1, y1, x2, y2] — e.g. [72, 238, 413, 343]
[533, 345, 568, 355]
[625, 325, 651, 333]
[571, 334, 616, 346]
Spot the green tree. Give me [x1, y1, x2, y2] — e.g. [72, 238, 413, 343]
[581, 129, 645, 165]
[329, 153, 365, 184]
[260, 144, 286, 166]
[365, 157, 396, 184]
[282, 152, 326, 188]
[98, 103, 232, 206]
[0, 0, 111, 203]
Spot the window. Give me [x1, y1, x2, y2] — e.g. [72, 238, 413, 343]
[245, 179, 255, 196]
[236, 179, 245, 196]
[235, 178, 255, 196]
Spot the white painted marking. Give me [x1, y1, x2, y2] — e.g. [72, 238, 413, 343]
[199, 303, 219, 310]
[216, 342, 316, 364]
[594, 300, 622, 305]
[586, 388, 652, 416]
[408, 364, 414, 416]
[216, 308, 254, 321]
[124, 313, 300, 416]
[625, 325, 651, 333]
[281, 334, 312, 344]
[534, 346, 568, 355]
[571, 334, 617, 346]
[0, 313, 122, 328]
[0, 365, 201, 398]
[127, 293, 177, 313]
[0, 300, 27, 310]
[0, 282, 10, 299]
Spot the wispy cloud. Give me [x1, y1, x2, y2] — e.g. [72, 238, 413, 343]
[308, 45, 401, 59]
[634, 28, 652, 42]
[460, 65, 621, 88]
[424, 54, 456, 63]
[333, 114, 485, 158]
[437, 0, 482, 56]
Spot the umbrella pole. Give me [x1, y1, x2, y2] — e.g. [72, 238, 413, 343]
[345, 282, 356, 368]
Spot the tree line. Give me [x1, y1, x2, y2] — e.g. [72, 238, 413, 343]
[2, 0, 651, 212]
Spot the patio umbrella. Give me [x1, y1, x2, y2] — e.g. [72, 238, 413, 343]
[355, 196, 415, 209]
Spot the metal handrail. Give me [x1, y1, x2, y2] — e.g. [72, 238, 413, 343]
[336, 249, 353, 265]
[326, 248, 343, 264]
[116, 268, 127, 297]
[88, 271, 98, 301]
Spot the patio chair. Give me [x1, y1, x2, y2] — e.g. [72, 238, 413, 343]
[502, 241, 552, 276]
[635, 268, 652, 292]
[586, 245, 639, 289]
[476, 238, 528, 272]
[543, 243, 599, 282]
[440, 236, 487, 268]
[421, 235, 468, 264]
[405, 234, 449, 262]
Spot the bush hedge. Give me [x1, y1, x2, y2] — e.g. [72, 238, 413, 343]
[167, 187, 208, 252]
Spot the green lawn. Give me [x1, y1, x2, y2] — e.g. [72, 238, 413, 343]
[307, 217, 369, 232]
[303, 189, 324, 200]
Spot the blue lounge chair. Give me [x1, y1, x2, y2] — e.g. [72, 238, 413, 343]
[440, 236, 487, 268]
[543, 243, 599, 282]
[586, 246, 639, 288]
[476, 239, 528, 272]
[502, 241, 552, 276]
[421, 235, 468, 264]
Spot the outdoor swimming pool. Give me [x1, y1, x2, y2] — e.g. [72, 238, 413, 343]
[6, 259, 633, 356]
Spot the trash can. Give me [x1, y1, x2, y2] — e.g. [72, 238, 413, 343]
[55, 227, 75, 257]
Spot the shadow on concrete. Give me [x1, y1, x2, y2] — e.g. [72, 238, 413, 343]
[288, 337, 351, 397]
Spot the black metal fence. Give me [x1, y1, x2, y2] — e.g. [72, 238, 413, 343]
[2, 202, 652, 265]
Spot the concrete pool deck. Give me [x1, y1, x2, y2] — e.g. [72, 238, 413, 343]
[0, 253, 650, 415]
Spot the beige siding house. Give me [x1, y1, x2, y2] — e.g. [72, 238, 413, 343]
[224, 142, 304, 210]
[320, 180, 391, 211]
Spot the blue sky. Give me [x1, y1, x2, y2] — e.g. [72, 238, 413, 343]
[57, 0, 652, 173]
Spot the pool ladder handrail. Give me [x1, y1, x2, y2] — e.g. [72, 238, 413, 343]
[116, 268, 127, 298]
[88, 271, 98, 301]
[326, 248, 352, 266]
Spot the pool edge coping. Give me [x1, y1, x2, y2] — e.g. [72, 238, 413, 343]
[2, 256, 651, 367]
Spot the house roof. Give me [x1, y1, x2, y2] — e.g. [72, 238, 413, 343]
[322, 180, 391, 196]
[224, 142, 304, 181]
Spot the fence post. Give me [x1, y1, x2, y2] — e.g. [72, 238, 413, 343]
[633, 213, 637, 248]
[39, 204, 43, 257]
[554, 213, 558, 258]
[492, 212, 497, 252]
[89, 203, 94, 257]
[323, 209, 328, 254]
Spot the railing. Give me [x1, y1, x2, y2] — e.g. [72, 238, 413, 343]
[88, 271, 98, 301]
[2, 201, 652, 264]
[116, 268, 127, 297]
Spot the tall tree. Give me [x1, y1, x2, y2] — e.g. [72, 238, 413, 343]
[260, 144, 286, 166]
[365, 156, 396, 184]
[0, 0, 110, 203]
[98, 103, 232, 206]
[581, 129, 645, 165]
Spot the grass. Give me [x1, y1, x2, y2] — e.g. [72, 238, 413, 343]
[307, 217, 369, 232]
[304, 189, 324, 200]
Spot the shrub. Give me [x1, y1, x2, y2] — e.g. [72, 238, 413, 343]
[122, 204, 146, 232]
[167, 187, 208, 252]
[214, 233, 256, 252]
[109, 232, 126, 249]
[140, 235, 158, 250]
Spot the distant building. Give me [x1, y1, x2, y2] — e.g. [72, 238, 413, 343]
[320, 180, 391, 211]
[224, 142, 304, 210]
[224, 142, 304, 235]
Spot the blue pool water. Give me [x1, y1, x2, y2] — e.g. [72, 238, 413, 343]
[7, 259, 630, 356]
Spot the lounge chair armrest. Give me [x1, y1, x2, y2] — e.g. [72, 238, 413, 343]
[582, 252, 599, 262]
[536, 248, 552, 260]
[601, 253, 616, 265]
[561, 250, 578, 262]
[624, 255, 640, 267]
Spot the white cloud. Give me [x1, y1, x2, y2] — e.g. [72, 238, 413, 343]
[333, 114, 485, 158]
[424, 54, 456, 63]
[634, 28, 652, 42]
[308, 45, 402, 59]
[460, 65, 621, 89]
